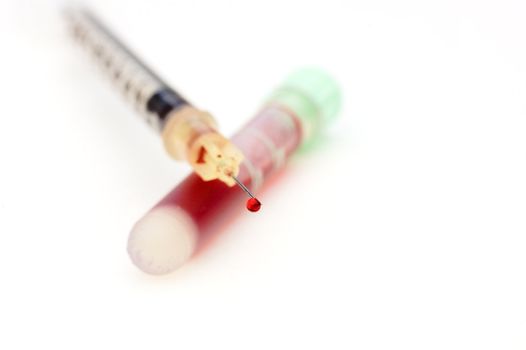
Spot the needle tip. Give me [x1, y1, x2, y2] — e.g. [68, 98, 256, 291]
[232, 176, 261, 212]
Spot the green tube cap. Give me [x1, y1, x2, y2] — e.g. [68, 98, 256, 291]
[268, 68, 342, 144]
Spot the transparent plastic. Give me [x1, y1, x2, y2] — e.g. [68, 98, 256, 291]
[66, 8, 244, 186]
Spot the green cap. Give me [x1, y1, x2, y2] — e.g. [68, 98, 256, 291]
[267, 68, 342, 144]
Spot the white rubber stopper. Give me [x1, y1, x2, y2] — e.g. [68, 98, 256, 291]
[127, 206, 198, 275]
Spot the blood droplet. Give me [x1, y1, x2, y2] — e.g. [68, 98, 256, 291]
[246, 198, 261, 212]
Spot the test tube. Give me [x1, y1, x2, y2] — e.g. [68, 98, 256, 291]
[128, 68, 342, 275]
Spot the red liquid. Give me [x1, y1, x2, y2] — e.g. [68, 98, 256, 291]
[246, 198, 261, 212]
[153, 105, 302, 250]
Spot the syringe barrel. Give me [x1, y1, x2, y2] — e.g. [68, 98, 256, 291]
[66, 8, 244, 185]
[128, 69, 341, 275]
[66, 9, 188, 131]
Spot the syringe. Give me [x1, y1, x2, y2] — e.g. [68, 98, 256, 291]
[65, 9, 244, 187]
[128, 68, 342, 274]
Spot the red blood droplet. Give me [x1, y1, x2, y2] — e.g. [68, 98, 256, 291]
[246, 198, 261, 212]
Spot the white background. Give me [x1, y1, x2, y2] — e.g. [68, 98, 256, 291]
[1, 0, 525, 349]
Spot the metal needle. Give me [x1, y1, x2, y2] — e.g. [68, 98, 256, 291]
[232, 176, 256, 199]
